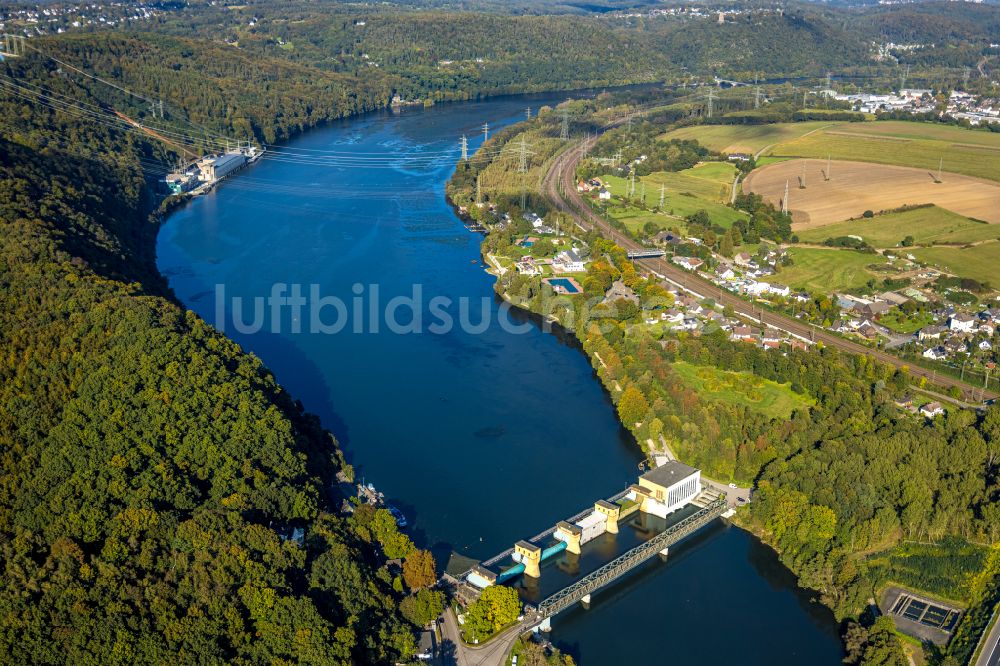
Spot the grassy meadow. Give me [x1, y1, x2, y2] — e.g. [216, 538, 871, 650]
[778, 247, 889, 292]
[661, 121, 835, 156]
[671, 361, 813, 419]
[796, 206, 1000, 247]
[910, 242, 1000, 286]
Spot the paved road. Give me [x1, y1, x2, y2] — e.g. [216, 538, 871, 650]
[540, 137, 996, 403]
[977, 609, 1000, 666]
[700, 478, 751, 508]
[439, 606, 525, 666]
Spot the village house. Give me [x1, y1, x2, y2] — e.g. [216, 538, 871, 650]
[919, 402, 945, 419]
[598, 189, 612, 201]
[602, 280, 640, 307]
[715, 266, 736, 281]
[918, 325, 946, 341]
[672, 256, 704, 271]
[944, 337, 968, 355]
[923, 346, 947, 361]
[734, 252, 754, 266]
[950, 313, 977, 333]
[552, 249, 586, 273]
[768, 283, 790, 298]
[730, 325, 762, 344]
[858, 301, 893, 320]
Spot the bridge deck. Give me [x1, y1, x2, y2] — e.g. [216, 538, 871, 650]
[503, 502, 702, 604]
[528, 496, 728, 620]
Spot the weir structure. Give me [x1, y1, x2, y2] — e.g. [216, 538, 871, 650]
[456, 461, 728, 633]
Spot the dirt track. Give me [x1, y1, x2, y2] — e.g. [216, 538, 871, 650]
[742, 159, 1000, 229]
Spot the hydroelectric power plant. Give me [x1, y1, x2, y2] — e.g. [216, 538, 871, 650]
[453, 462, 729, 634]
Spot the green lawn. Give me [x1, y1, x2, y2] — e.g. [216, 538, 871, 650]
[661, 121, 836, 156]
[671, 361, 813, 420]
[880, 310, 935, 335]
[772, 121, 1000, 182]
[910, 242, 1000, 286]
[683, 161, 739, 184]
[778, 247, 889, 292]
[603, 171, 747, 229]
[796, 206, 1000, 247]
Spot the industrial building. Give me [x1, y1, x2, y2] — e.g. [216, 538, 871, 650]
[197, 152, 247, 182]
[165, 169, 199, 194]
[634, 460, 701, 518]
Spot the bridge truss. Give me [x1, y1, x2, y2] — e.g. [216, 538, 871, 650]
[526, 497, 727, 620]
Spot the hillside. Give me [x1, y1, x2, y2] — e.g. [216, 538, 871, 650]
[0, 36, 420, 664]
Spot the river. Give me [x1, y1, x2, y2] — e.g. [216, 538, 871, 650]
[156, 91, 843, 664]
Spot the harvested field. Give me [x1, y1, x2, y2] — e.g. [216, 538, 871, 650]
[742, 159, 1000, 229]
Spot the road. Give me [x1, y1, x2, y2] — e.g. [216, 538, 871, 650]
[976, 608, 1000, 666]
[540, 136, 996, 403]
[439, 606, 525, 666]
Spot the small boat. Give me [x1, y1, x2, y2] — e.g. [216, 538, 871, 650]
[388, 505, 408, 528]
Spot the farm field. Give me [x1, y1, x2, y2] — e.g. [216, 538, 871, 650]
[660, 121, 834, 156]
[771, 120, 1000, 182]
[671, 361, 813, 419]
[796, 206, 1000, 247]
[603, 163, 747, 229]
[778, 247, 890, 292]
[743, 159, 1000, 228]
[910, 242, 1000, 286]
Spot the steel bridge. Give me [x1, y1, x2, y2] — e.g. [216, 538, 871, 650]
[524, 497, 727, 621]
[626, 249, 665, 259]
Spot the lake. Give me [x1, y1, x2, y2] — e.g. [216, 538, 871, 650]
[157, 91, 843, 664]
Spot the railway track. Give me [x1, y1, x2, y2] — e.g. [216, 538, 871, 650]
[540, 136, 996, 404]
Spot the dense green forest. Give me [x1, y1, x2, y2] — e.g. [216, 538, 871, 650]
[0, 36, 439, 664]
[134, 0, 1000, 94]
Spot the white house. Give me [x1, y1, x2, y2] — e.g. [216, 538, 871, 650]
[552, 249, 585, 273]
[745, 281, 770, 296]
[919, 402, 945, 419]
[672, 256, 704, 271]
[598, 189, 612, 201]
[768, 283, 791, 297]
[950, 313, 976, 333]
[923, 346, 947, 361]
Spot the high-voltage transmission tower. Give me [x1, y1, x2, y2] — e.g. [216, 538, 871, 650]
[517, 137, 533, 174]
[560, 109, 570, 140]
[460, 135, 469, 162]
[754, 74, 762, 109]
[525, 107, 532, 121]
[149, 99, 164, 119]
[963, 66, 971, 87]
[659, 184, 666, 208]
[705, 89, 716, 119]
[482, 122, 489, 142]
[1, 34, 26, 57]
[781, 180, 790, 214]
[899, 64, 910, 91]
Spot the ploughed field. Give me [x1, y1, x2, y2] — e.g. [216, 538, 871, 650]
[742, 159, 1000, 229]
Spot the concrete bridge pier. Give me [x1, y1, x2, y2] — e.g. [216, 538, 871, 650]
[533, 617, 552, 633]
[581, 594, 592, 609]
[659, 546, 669, 561]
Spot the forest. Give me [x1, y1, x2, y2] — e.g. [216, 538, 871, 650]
[0, 34, 442, 664]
